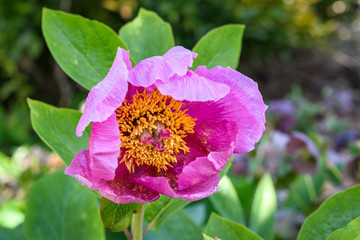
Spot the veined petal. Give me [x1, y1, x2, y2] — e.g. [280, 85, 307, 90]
[187, 65, 267, 153]
[65, 149, 99, 190]
[128, 46, 197, 87]
[133, 174, 220, 201]
[89, 113, 120, 181]
[156, 70, 230, 101]
[178, 120, 237, 190]
[76, 47, 131, 136]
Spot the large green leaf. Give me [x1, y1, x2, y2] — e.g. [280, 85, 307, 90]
[42, 8, 128, 90]
[24, 171, 104, 240]
[209, 175, 245, 224]
[100, 197, 141, 232]
[298, 184, 360, 240]
[0, 226, 26, 240]
[144, 195, 189, 230]
[144, 210, 202, 240]
[119, 8, 175, 63]
[205, 213, 262, 240]
[249, 173, 276, 240]
[327, 216, 360, 240]
[192, 24, 244, 70]
[28, 99, 90, 166]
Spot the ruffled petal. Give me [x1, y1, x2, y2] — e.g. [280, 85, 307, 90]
[88, 112, 120, 181]
[76, 48, 131, 136]
[134, 174, 220, 201]
[156, 70, 230, 101]
[97, 163, 160, 204]
[185, 65, 267, 153]
[178, 120, 237, 190]
[64, 149, 99, 190]
[128, 46, 197, 87]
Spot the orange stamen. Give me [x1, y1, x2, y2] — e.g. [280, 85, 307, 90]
[115, 88, 196, 173]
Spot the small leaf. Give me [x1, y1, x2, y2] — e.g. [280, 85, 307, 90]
[284, 175, 323, 214]
[119, 8, 175, 63]
[249, 173, 276, 240]
[298, 184, 360, 240]
[327, 216, 360, 240]
[209, 175, 245, 224]
[100, 197, 141, 232]
[28, 99, 90, 166]
[205, 213, 262, 240]
[192, 24, 245, 70]
[144, 195, 189, 230]
[42, 8, 128, 90]
[0, 226, 26, 240]
[144, 210, 202, 240]
[23, 171, 104, 240]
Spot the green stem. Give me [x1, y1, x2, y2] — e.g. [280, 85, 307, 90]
[131, 203, 145, 240]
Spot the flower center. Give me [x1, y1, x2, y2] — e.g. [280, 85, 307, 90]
[115, 88, 196, 173]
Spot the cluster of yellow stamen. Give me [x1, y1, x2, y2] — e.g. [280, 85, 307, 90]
[115, 88, 196, 173]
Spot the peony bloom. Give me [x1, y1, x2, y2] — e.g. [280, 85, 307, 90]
[65, 46, 267, 203]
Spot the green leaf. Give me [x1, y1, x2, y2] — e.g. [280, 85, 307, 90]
[203, 233, 221, 240]
[28, 99, 90, 166]
[42, 8, 128, 90]
[24, 171, 104, 240]
[298, 184, 360, 240]
[144, 195, 189, 230]
[205, 213, 262, 240]
[209, 175, 245, 224]
[249, 173, 276, 240]
[0, 226, 26, 240]
[100, 197, 141, 232]
[144, 210, 202, 240]
[327, 216, 360, 240]
[192, 24, 244, 70]
[284, 175, 323, 214]
[119, 8, 175, 63]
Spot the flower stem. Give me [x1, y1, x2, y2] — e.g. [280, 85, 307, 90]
[131, 203, 145, 240]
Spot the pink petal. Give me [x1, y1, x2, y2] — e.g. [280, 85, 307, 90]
[184, 65, 267, 153]
[178, 120, 238, 190]
[97, 163, 160, 204]
[88, 112, 120, 181]
[156, 70, 230, 101]
[76, 47, 131, 136]
[128, 46, 197, 87]
[65, 149, 99, 190]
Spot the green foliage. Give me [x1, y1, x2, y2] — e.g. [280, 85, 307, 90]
[209, 175, 245, 224]
[28, 99, 90, 166]
[327, 217, 360, 240]
[23, 171, 105, 240]
[144, 210, 202, 240]
[0, 226, 26, 240]
[42, 8, 128, 90]
[119, 8, 175, 63]
[298, 185, 360, 240]
[192, 24, 244, 70]
[100, 198, 141, 232]
[205, 213, 262, 240]
[145, 195, 190, 230]
[249, 173, 276, 240]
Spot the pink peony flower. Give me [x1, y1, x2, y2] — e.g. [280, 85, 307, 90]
[65, 46, 267, 203]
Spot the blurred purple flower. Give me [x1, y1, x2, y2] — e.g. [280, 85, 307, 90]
[335, 131, 359, 151]
[65, 46, 267, 203]
[268, 100, 296, 132]
[286, 132, 320, 175]
[263, 130, 290, 174]
[324, 89, 354, 116]
[232, 153, 248, 176]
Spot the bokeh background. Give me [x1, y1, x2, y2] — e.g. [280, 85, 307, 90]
[1, 0, 360, 239]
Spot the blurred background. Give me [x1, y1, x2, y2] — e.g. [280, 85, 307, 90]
[0, 0, 359, 239]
